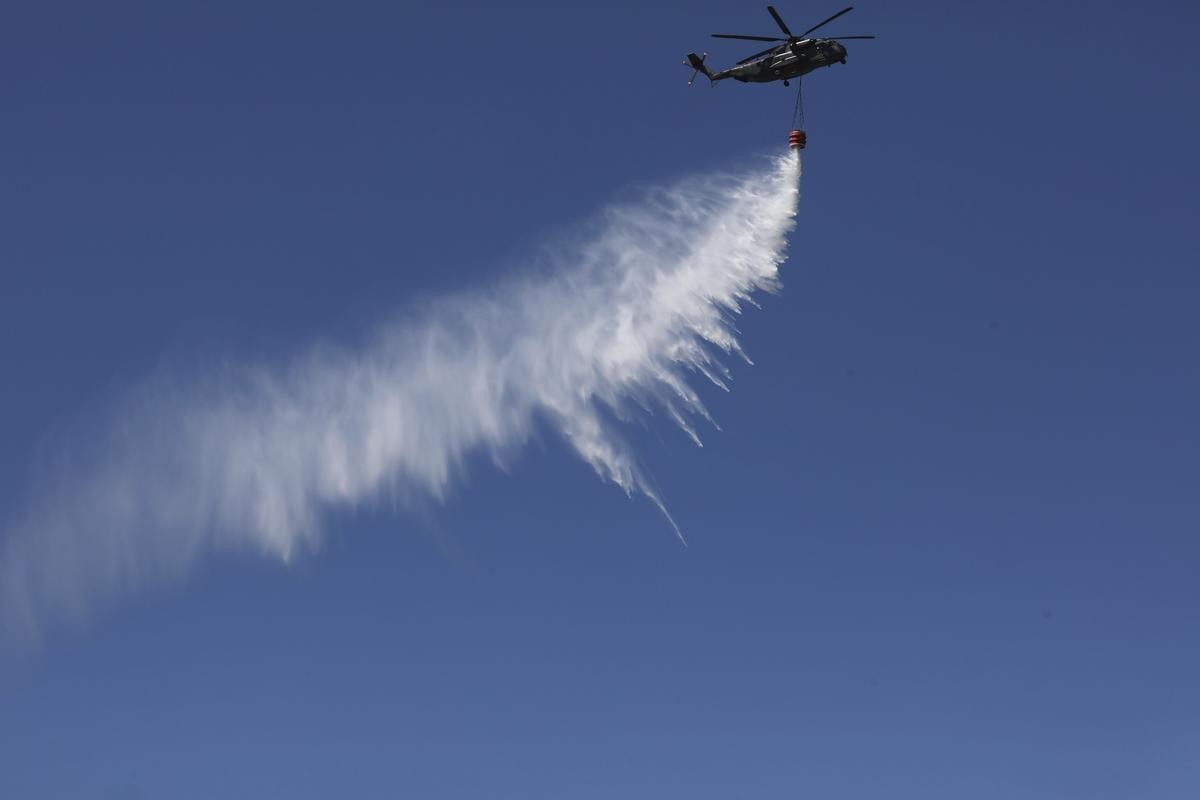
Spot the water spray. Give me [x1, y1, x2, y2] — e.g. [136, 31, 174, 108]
[1, 154, 803, 643]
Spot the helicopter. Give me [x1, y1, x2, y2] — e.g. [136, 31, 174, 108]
[685, 5, 875, 87]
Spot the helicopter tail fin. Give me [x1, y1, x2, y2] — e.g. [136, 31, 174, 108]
[685, 52, 713, 86]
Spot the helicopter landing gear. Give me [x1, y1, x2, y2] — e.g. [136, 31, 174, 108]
[783, 79, 790, 87]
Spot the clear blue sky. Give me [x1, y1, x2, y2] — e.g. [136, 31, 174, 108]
[2, 1, 1198, 797]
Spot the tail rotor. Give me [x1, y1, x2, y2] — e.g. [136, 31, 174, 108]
[684, 52, 713, 86]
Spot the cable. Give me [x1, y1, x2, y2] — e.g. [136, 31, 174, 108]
[791, 78, 805, 130]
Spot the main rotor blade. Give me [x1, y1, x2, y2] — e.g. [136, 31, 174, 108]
[766, 5, 794, 38]
[828, 35, 876, 40]
[799, 6, 854, 38]
[712, 33, 785, 42]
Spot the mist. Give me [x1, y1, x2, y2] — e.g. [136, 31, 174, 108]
[1, 152, 801, 644]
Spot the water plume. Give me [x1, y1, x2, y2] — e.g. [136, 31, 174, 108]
[1, 152, 801, 643]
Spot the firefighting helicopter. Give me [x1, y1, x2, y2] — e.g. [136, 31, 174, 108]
[685, 5, 875, 87]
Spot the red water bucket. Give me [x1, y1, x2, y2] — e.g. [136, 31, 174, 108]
[788, 130, 807, 150]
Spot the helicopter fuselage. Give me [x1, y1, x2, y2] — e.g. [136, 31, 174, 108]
[713, 38, 847, 83]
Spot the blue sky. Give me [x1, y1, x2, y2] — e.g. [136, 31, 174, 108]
[2, 1, 1198, 797]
